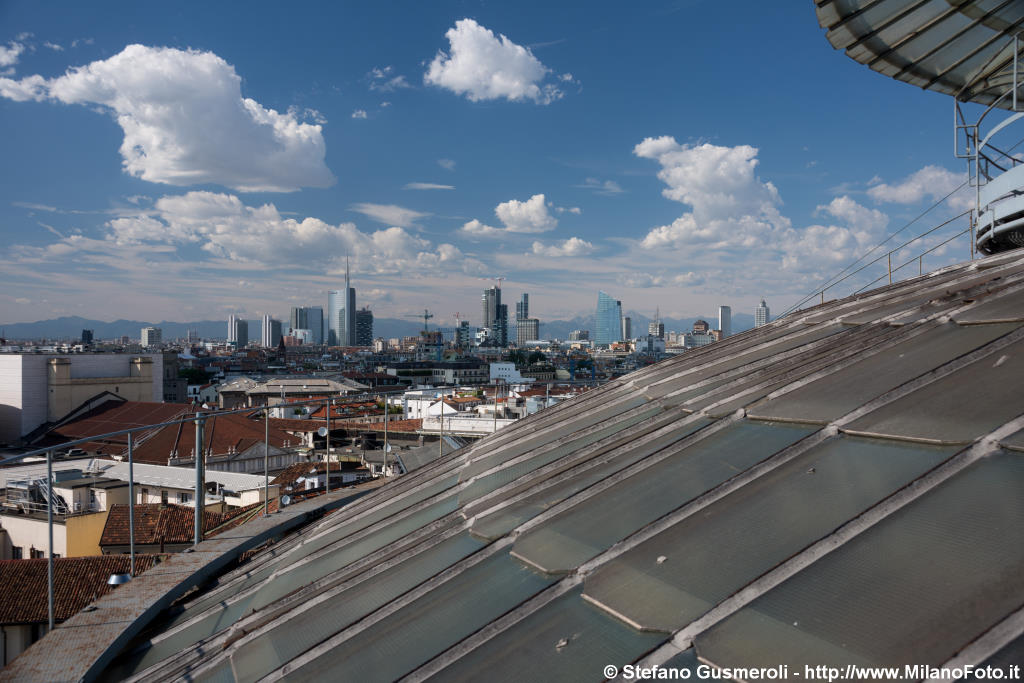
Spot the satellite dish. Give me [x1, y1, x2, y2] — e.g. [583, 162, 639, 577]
[317, 427, 329, 437]
[280, 495, 292, 507]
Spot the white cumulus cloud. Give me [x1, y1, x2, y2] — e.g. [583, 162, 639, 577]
[0, 44, 334, 192]
[867, 165, 970, 211]
[461, 193, 558, 237]
[531, 237, 594, 257]
[424, 18, 564, 104]
[351, 109, 368, 119]
[635, 136, 789, 250]
[0, 41, 26, 72]
[104, 191, 465, 274]
[495, 193, 557, 233]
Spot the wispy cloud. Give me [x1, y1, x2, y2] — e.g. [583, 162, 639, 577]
[350, 202, 429, 227]
[403, 182, 455, 191]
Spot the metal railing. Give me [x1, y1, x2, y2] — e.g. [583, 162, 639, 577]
[783, 209, 973, 318]
[4, 394, 395, 630]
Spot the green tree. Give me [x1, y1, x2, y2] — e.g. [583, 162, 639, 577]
[178, 367, 212, 385]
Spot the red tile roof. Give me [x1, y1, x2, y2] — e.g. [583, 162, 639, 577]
[128, 412, 296, 464]
[99, 504, 257, 546]
[0, 555, 163, 624]
[40, 401, 193, 453]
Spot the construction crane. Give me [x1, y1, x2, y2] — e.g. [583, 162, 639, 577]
[478, 276, 506, 289]
[403, 309, 434, 332]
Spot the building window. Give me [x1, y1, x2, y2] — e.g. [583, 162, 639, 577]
[11, 546, 22, 560]
[30, 548, 44, 559]
[160, 490, 168, 505]
[141, 488, 149, 502]
[178, 492, 191, 504]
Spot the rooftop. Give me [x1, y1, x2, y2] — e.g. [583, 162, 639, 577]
[9, 249, 1024, 681]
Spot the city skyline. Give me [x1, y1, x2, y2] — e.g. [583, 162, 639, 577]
[0, 3, 975, 326]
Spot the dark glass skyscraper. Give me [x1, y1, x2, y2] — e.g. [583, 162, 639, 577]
[595, 291, 623, 347]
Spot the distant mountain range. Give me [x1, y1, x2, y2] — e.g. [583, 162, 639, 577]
[0, 311, 754, 342]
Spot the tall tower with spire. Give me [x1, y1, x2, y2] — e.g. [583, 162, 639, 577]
[327, 254, 357, 346]
[649, 307, 665, 339]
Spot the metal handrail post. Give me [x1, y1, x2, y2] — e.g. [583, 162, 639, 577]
[268, 405, 272, 511]
[194, 415, 205, 546]
[326, 399, 331, 494]
[128, 432, 135, 576]
[47, 447, 54, 632]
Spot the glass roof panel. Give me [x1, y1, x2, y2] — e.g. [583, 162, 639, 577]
[1002, 427, 1024, 452]
[582, 436, 955, 632]
[228, 532, 485, 683]
[749, 322, 1019, 424]
[470, 418, 715, 540]
[459, 396, 651, 481]
[281, 552, 555, 682]
[457, 406, 665, 505]
[115, 495, 460, 678]
[427, 588, 666, 683]
[955, 291, 1024, 324]
[511, 421, 818, 574]
[171, 472, 460, 621]
[695, 450, 1024, 669]
[843, 336, 1024, 443]
[644, 325, 847, 401]
[973, 632, 1024, 675]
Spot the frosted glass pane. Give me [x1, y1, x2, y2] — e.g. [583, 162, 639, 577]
[428, 588, 666, 683]
[512, 421, 817, 574]
[750, 323, 1018, 424]
[696, 451, 1024, 669]
[229, 533, 485, 682]
[471, 418, 714, 540]
[282, 553, 555, 682]
[844, 337, 1024, 443]
[457, 406, 665, 505]
[584, 437, 955, 631]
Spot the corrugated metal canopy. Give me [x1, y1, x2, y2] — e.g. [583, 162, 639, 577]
[817, 0, 1024, 107]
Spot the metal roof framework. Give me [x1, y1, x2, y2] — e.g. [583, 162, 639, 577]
[816, 0, 1024, 107]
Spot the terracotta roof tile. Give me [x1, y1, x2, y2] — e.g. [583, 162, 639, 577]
[0, 555, 162, 624]
[99, 504, 255, 546]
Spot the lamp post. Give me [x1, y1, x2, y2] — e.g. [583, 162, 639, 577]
[263, 405, 269, 515]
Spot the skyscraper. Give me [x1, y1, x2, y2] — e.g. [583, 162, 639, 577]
[755, 299, 770, 328]
[355, 307, 374, 346]
[141, 327, 162, 347]
[228, 315, 238, 344]
[261, 315, 282, 348]
[328, 257, 356, 346]
[649, 308, 665, 339]
[516, 293, 528, 321]
[718, 305, 732, 338]
[515, 292, 540, 346]
[482, 286, 508, 346]
[621, 316, 632, 341]
[234, 319, 249, 348]
[595, 291, 623, 347]
[291, 306, 324, 345]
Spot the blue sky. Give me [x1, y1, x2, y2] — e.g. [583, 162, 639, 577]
[0, 1, 975, 328]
